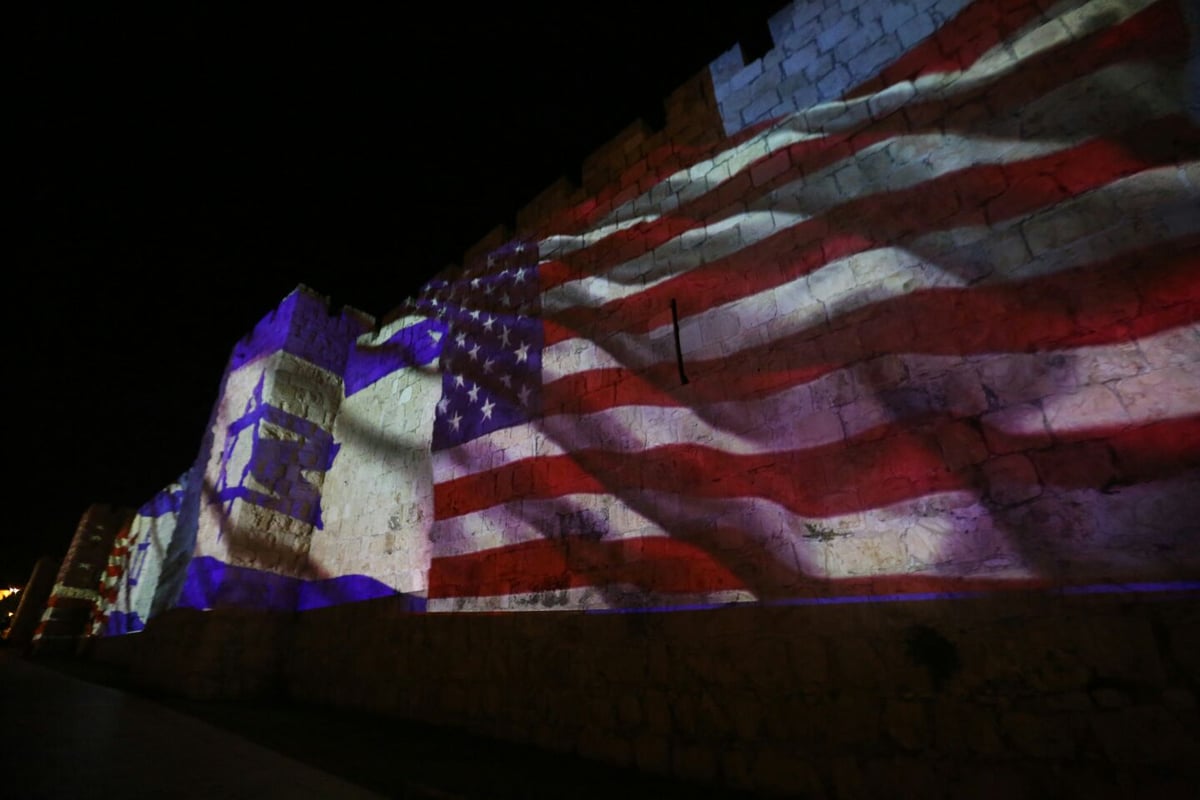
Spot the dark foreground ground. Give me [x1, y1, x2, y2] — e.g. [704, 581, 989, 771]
[0, 645, 757, 799]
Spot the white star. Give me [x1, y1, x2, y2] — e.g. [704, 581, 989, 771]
[467, 343, 480, 361]
[455, 331, 467, 348]
[453, 373, 465, 388]
[514, 342, 530, 364]
[437, 306, 447, 318]
[483, 282, 494, 296]
[480, 398, 496, 420]
[469, 309, 481, 320]
[514, 267, 527, 284]
[499, 326, 511, 347]
[428, 329, 442, 342]
[500, 292, 511, 307]
[471, 277, 481, 288]
[499, 374, 512, 388]
[482, 357, 495, 375]
[518, 385, 532, 407]
[430, 297, 439, 306]
[467, 384, 480, 404]
[437, 397, 449, 414]
[448, 412, 462, 431]
[482, 315, 495, 332]
[515, 243, 525, 253]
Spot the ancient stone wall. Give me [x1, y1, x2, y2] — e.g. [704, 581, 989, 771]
[92, 588, 1199, 795]
[285, 590, 1200, 794]
[89, 482, 185, 636]
[87, 0, 1199, 621]
[309, 312, 444, 605]
[34, 504, 132, 651]
[83, 0, 1198, 792]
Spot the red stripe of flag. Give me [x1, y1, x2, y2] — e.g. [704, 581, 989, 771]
[544, 116, 1198, 348]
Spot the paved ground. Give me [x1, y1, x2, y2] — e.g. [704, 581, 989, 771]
[0, 646, 758, 799]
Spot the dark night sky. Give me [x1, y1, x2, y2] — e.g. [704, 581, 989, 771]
[9, 3, 789, 586]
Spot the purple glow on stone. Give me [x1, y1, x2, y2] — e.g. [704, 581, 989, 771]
[582, 581, 1200, 615]
[215, 374, 340, 529]
[103, 610, 145, 636]
[138, 488, 184, 519]
[1059, 581, 1200, 595]
[178, 556, 426, 613]
[343, 317, 447, 397]
[228, 290, 372, 377]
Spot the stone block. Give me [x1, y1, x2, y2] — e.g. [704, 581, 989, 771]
[1073, 616, 1167, 686]
[751, 748, 827, 797]
[1029, 442, 1118, 491]
[1001, 710, 1081, 759]
[829, 636, 888, 690]
[881, 2, 919, 32]
[933, 700, 1007, 757]
[981, 403, 1050, 454]
[785, 637, 832, 688]
[632, 732, 670, 773]
[1163, 687, 1196, 710]
[981, 453, 1043, 506]
[577, 725, 633, 768]
[1043, 384, 1130, 438]
[1114, 364, 1200, 422]
[885, 700, 931, 751]
[935, 420, 990, 470]
[671, 742, 718, 783]
[1090, 707, 1200, 765]
[1136, 324, 1199, 371]
[826, 695, 884, 747]
[817, 12, 858, 51]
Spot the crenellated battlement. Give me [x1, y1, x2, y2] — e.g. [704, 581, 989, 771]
[229, 285, 375, 375]
[443, 0, 991, 288]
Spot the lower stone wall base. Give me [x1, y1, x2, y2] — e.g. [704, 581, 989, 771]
[91, 607, 294, 701]
[89, 590, 1200, 796]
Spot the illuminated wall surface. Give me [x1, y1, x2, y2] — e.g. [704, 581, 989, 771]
[35, 505, 132, 645]
[84, 0, 1199, 638]
[89, 484, 185, 636]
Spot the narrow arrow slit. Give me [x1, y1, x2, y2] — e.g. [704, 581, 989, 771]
[670, 298, 689, 385]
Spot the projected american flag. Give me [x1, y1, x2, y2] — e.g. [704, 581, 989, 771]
[418, 0, 1199, 611]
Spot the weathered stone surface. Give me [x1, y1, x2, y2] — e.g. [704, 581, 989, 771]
[1090, 707, 1200, 766]
[1001, 710, 1078, 759]
[933, 700, 1008, 758]
[72, 2, 1200, 798]
[885, 700, 930, 752]
[748, 747, 826, 797]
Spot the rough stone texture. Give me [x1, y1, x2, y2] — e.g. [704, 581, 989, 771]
[91, 590, 1200, 796]
[78, 0, 1200, 793]
[33, 504, 133, 651]
[90, 482, 185, 636]
[310, 314, 442, 597]
[711, 0, 978, 134]
[178, 287, 376, 612]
